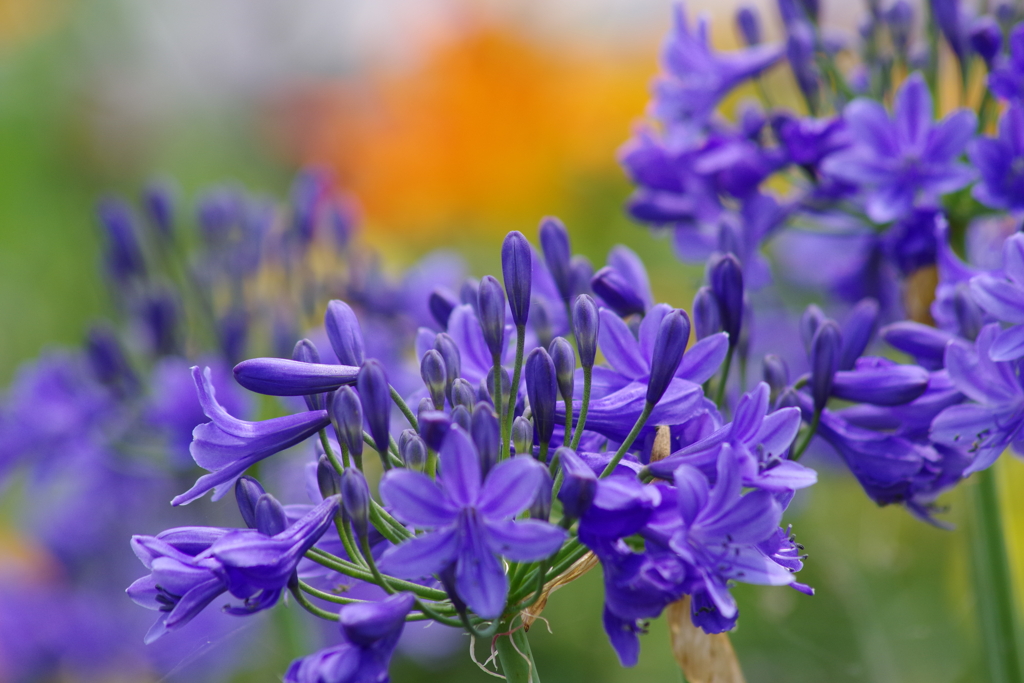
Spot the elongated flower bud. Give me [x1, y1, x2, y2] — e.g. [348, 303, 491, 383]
[235, 358, 360, 396]
[451, 378, 476, 411]
[399, 430, 428, 470]
[340, 467, 371, 542]
[142, 290, 181, 356]
[471, 404, 501, 476]
[255, 493, 289, 537]
[570, 255, 594, 297]
[647, 310, 691, 406]
[710, 254, 743, 346]
[736, 5, 762, 45]
[142, 181, 174, 240]
[420, 350, 447, 409]
[839, 298, 879, 370]
[531, 298, 554, 351]
[529, 468, 553, 521]
[573, 294, 600, 369]
[293, 338, 325, 411]
[762, 354, 790, 396]
[451, 405, 471, 431]
[429, 287, 459, 329]
[98, 197, 145, 283]
[799, 304, 827, 351]
[591, 267, 646, 318]
[325, 300, 365, 367]
[502, 231, 533, 327]
[692, 286, 721, 340]
[486, 367, 512, 411]
[330, 386, 364, 464]
[434, 333, 461, 403]
[539, 216, 572, 302]
[357, 360, 391, 464]
[235, 476, 267, 529]
[317, 454, 341, 499]
[478, 275, 507, 358]
[810, 320, 842, 412]
[526, 348, 558, 447]
[885, 1, 913, 56]
[953, 284, 984, 340]
[970, 16, 1002, 67]
[549, 337, 576, 405]
[512, 415, 533, 456]
[418, 410, 451, 452]
[85, 325, 136, 393]
[557, 448, 597, 520]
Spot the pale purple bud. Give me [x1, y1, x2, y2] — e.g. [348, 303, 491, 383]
[502, 231, 533, 327]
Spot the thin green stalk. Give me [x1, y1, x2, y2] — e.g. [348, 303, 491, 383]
[492, 350, 504, 447]
[570, 365, 592, 450]
[563, 400, 572, 447]
[304, 548, 448, 601]
[969, 466, 1024, 683]
[319, 429, 348, 471]
[503, 325, 527, 459]
[538, 441, 549, 466]
[600, 403, 654, 478]
[390, 385, 418, 430]
[360, 536, 395, 594]
[791, 409, 821, 461]
[290, 582, 340, 621]
[369, 501, 412, 542]
[297, 580, 368, 605]
[714, 345, 735, 408]
[495, 618, 540, 683]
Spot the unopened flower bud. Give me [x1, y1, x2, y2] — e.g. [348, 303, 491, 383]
[799, 304, 827, 351]
[954, 283, 984, 340]
[710, 254, 743, 346]
[420, 350, 447, 409]
[762, 354, 790, 396]
[293, 338, 324, 411]
[969, 16, 1002, 67]
[512, 416, 534, 457]
[235, 476, 266, 529]
[471, 404, 501, 476]
[143, 180, 175, 239]
[399, 430, 428, 470]
[98, 197, 145, 283]
[591, 266, 646, 318]
[529, 467, 553, 521]
[434, 333, 462, 403]
[549, 337, 576, 405]
[539, 216, 573, 302]
[502, 231, 533, 327]
[692, 286, 721, 340]
[572, 294, 600, 369]
[840, 298, 879, 370]
[557, 448, 597, 520]
[317, 454, 341, 499]
[531, 297, 554, 351]
[486, 367, 512, 411]
[325, 300, 365, 368]
[340, 468, 371, 542]
[255, 493, 288, 537]
[418, 410, 452, 452]
[526, 347, 558, 447]
[451, 378, 476, 411]
[885, 1, 913, 56]
[330, 386, 364, 465]
[85, 325, 136, 392]
[647, 310, 691, 406]
[478, 275, 507, 358]
[429, 287, 459, 329]
[810, 320, 842, 412]
[357, 360, 391, 465]
[736, 5, 762, 45]
[451, 405, 471, 431]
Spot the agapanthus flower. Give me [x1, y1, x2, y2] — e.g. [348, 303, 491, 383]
[821, 73, 977, 223]
[969, 233, 1024, 360]
[378, 427, 566, 618]
[283, 593, 415, 683]
[127, 496, 339, 642]
[969, 103, 1024, 212]
[988, 23, 1024, 102]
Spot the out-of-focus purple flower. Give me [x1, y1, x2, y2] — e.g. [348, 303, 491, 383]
[989, 24, 1024, 102]
[378, 427, 565, 618]
[786, 22, 820, 113]
[883, 209, 942, 275]
[550, 337, 576, 406]
[970, 234, 1024, 360]
[539, 217, 573, 303]
[929, 0, 969, 64]
[886, 2, 914, 57]
[128, 496, 339, 642]
[970, 16, 1003, 68]
[143, 180, 175, 239]
[654, 4, 784, 125]
[283, 593, 415, 683]
[98, 197, 146, 284]
[173, 367, 329, 505]
[735, 5, 762, 46]
[692, 287, 721, 340]
[881, 321, 956, 369]
[591, 267, 647, 318]
[773, 113, 850, 168]
[969, 104, 1024, 212]
[821, 73, 977, 223]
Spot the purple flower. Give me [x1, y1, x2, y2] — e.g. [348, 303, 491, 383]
[128, 496, 340, 642]
[929, 0, 968, 64]
[648, 383, 814, 491]
[233, 357, 360, 396]
[378, 427, 566, 618]
[989, 24, 1024, 102]
[173, 367, 330, 505]
[821, 73, 977, 222]
[654, 4, 784, 125]
[931, 324, 1024, 473]
[502, 231, 532, 327]
[772, 113, 850, 168]
[283, 593, 415, 683]
[969, 104, 1024, 212]
[970, 234, 1024, 360]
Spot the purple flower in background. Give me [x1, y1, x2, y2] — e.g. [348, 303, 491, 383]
[128, 496, 339, 642]
[970, 234, 1024, 360]
[932, 324, 1024, 473]
[284, 593, 414, 683]
[989, 24, 1024, 102]
[378, 427, 566, 618]
[654, 4, 784, 125]
[929, 0, 968, 64]
[821, 73, 977, 223]
[969, 104, 1024, 212]
[173, 366, 330, 505]
[773, 113, 850, 168]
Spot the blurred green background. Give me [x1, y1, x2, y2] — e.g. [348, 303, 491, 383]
[0, 0, 1014, 681]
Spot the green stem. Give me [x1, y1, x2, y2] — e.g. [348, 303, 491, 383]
[369, 501, 413, 542]
[503, 325, 527, 459]
[297, 580, 368, 605]
[304, 547, 448, 601]
[791, 409, 821, 461]
[492, 350, 504, 446]
[290, 582, 340, 621]
[600, 403, 653, 478]
[569, 365, 592, 450]
[969, 466, 1024, 683]
[714, 345, 735, 408]
[390, 385, 418, 431]
[495, 618, 540, 683]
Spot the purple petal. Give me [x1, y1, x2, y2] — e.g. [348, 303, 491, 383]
[924, 109, 978, 162]
[233, 358, 359, 397]
[725, 546, 796, 585]
[894, 73, 932, 150]
[990, 324, 1024, 362]
[379, 470, 460, 528]
[378, 527, 459, 579]
[602, 607, 641, 667]
[598, 308, 648, 379]
[696, 489, 781, 545]
[477, 456, 545, 520]
[638, 304, 673, 361]
[455, 516, 508, 619]
[1003, 234, 1024, 287]
[754, 408, 801, 459]
[438, 426, 482, 507]
[675, 332, 728, 384]
[753, 460, 818, 491]
[608, 245, 653, 310]
[484, 519, 567, 562]
[831, 364, 930, 405]
[970, 275, 1024, 323]
[731, 383, 769, 443]
[674, 465, 710, 527]
[844, 99, 898, 157]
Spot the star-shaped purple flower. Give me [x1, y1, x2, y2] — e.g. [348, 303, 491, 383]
[378, 427, 567, 619]
[969, 104, 1024, 212]
[989, 24, 1024, 103]
[821, 73, 977, 223]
